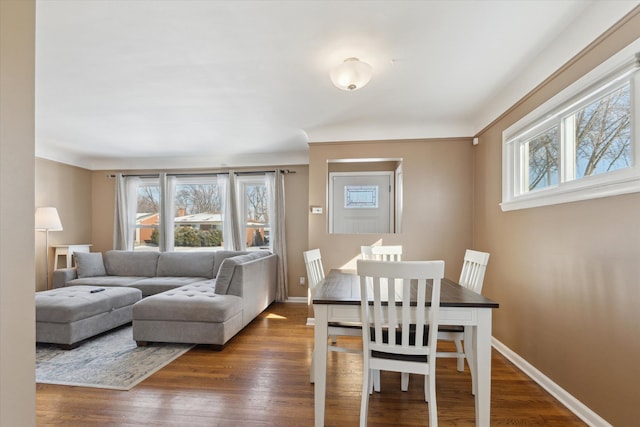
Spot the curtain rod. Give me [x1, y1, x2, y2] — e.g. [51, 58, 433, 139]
[107, 169, 295, 178]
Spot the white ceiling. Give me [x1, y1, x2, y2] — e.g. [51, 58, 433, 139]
[34, 0, 639, 170]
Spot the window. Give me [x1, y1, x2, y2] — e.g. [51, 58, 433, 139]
[133, 176, 224, 251]
[173, 177, 223, 250]
[117, 171, 283, 254]
[239, 177, 269, 249]
[134, 178, 160, 251]
[502, 46, 640, 211]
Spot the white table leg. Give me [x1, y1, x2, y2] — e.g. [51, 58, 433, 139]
[463, 325, 476, 395]
[474, 309, 492, 427]
[314, 305, 329, 427]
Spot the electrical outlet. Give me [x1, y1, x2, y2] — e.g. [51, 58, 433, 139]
[299, 276, 306, 286]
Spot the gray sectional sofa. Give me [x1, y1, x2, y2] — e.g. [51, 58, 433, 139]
[51, 249, 277, 349]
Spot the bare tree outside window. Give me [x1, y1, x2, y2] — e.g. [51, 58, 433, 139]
[525, 83, 631, 193]
[246, 184, 269, 223]
[137, 185, 159, 213]
[574, 84, 631, 178]
[245, 183, 269, 248]
[175, 184, 222, 215]
[528, 127, 559, 191]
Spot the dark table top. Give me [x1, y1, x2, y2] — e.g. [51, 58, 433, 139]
[313, 270, 499, 309]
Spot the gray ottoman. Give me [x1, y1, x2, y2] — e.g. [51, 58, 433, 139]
[36, 286, 142, 349]
[132, 282, 243, 350]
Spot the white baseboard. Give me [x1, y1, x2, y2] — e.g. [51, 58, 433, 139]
[491, 338, 612, 427]
[285, 297, 307, 303]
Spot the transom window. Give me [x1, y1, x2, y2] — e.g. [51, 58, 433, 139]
[502, 45, 640, 211]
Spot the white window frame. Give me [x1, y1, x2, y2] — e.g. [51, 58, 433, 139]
[501, 41, 640, 212]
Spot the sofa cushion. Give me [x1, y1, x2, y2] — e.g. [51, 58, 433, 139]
[67, 276, 148, 287]
[133, 282, 241, 323]
[104, 250, 159, 277]
[156, 252, 215, 278]
[75, 252, 106, 278]
[128, 277, 212, 297]
[214, 251, 269, 295]
[212, 250, 249, 277]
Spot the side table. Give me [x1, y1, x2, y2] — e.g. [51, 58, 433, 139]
[52, 244, 92, 270]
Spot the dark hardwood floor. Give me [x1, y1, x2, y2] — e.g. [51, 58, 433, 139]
[36, 302, 586, 426]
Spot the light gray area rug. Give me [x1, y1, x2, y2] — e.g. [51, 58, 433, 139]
[36, 325, 193, 390]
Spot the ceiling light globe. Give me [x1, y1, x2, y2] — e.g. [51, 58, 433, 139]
[330, 58, 373, 91]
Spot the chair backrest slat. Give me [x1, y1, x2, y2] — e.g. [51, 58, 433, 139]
[361, 245, 403, 261]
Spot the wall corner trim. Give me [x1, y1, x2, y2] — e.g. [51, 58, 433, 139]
[491, 338, 612, 427]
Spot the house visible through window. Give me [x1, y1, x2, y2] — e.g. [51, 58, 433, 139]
[502, 46, 640, 211]
[173, 177, 223, 250]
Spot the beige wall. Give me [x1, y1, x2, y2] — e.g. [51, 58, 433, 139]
[90, 165, 310, 299]
[0, 1, 36, 425]
[473, 9, 640, 426]
[308, 139, 474, 276]
[35, 159, 93, 291]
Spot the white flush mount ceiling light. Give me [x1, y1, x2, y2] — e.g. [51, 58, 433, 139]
[330, 57, 373, 91]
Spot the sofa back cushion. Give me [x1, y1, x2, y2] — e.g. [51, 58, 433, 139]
[214, 251, 269, 295]
[156, 252, 216, 278]
[212, 250, 249, 277]
[104, 250, 159, 277]
[75, 252, 107, 278]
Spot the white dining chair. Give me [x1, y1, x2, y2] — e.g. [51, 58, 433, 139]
[434, 249, 490, 397]
[437, 249, 490, 369]
[357, 259, 444, 427]
[304, 248, 364, 383]
[360, 245, 403, 261]
[361, 245, 405, 392]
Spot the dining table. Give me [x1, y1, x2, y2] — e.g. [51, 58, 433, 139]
[312, 269, 499, 427]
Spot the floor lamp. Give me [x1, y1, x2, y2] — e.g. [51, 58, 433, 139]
[35, 207, 63, 290]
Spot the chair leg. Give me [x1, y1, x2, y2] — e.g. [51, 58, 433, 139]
[401, 372, 409, 391]
[373, 369, 380, 393]
[310, 349, 315, 383]
[330, 334, 338, 344]
[427, 373, 438, 426]
[361, 369, 370, 427]
[424, 374, 429, 402]
[454, 337, 465, 372]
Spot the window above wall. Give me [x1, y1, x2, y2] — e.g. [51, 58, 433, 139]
[501, 42, 640, 211]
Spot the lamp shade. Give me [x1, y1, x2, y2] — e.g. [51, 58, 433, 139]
[35, 207, 63, 231]
[330, 57, 373, 91]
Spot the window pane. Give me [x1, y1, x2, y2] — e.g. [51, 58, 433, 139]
[174, 182, 223, 249]
[525, 126, 559, 192]
[573, 83, 631, 178]
[135, 183, 160, 251]
[245, 183, 269, 249]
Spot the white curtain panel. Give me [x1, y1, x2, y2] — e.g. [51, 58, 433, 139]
[267, 170, 288, 302]
[159, 173, 175, 252]
[113, 174, 139, 250]
[218, 172, 243, 250]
